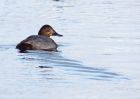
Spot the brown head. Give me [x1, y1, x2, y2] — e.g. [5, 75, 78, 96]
[38, 25, 63, 37]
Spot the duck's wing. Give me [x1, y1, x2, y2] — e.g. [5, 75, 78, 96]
[16, 35, 57, 51]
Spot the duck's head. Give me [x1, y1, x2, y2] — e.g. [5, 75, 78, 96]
[38, 25, 63, 37]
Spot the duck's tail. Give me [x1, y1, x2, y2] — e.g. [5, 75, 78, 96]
[16, 43, 32, 52]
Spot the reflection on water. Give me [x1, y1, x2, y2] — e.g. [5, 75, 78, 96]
[17, 49, 127, 82]
[53, 0, 61, 1]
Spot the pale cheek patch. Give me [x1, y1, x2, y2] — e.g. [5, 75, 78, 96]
[48, 32, 52, 36]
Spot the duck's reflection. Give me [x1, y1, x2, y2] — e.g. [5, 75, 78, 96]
[53, 0, 60, 1]
[19, 50, 128, 81]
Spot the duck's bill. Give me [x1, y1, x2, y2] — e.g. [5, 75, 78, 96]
[53, 32, 63, 37]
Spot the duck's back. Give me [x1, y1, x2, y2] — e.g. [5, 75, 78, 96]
[16, 35, 57, 51]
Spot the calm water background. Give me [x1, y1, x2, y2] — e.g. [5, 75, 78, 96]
[0, 0, 140, 99]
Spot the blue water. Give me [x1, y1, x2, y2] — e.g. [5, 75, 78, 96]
[0, 0, 140, 99]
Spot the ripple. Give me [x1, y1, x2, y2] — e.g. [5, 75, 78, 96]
[19, 50, 128, 82]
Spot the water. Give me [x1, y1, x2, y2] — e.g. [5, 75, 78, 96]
[0, 0, 140, 99]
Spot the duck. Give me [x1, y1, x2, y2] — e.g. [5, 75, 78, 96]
[16, 24, 63, 52]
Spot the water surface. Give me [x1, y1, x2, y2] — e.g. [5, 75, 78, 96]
[0, 0, 140, 99]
